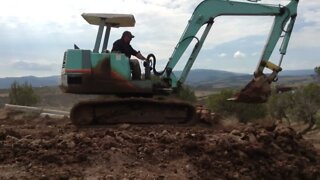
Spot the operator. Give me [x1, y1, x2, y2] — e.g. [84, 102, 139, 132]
[112, 31, 147, 80]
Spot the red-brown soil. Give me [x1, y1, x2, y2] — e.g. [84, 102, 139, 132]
[0, 108, 319, 179]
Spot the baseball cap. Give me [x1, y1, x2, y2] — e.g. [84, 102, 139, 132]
[122, 31, 135, 38]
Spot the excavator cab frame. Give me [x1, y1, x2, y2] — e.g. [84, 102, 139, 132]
[82, 13, 136, 53]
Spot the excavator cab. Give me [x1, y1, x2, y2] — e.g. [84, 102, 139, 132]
[60, 13, 157, 96]
[60, 13, 195, 125]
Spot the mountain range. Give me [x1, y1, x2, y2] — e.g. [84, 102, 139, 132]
[0, 69, 316, 89]
[0, 76, 59, 89]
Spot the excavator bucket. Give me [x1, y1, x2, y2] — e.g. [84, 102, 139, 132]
[227, 75, 271, 103]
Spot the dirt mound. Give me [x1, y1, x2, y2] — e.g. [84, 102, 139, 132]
[0, 108, 319, 179]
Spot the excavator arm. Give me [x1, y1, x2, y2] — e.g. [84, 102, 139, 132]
[160, 0, 298, 103]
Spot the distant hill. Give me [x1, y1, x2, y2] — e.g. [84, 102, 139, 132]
[279, 69, 315, 76]
[0, 69, 316, 89]
[181, 69, 316, 90]
[0, 76, 59, 89]
[175, 69, 245, 83]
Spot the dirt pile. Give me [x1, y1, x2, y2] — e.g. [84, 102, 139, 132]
[0, 108, 319, 179]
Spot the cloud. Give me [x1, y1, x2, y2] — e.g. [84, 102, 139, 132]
[218, 53, 227, 58]
[0, 0, 318, 76]
[251, 52, 259, 57]
[11, 61, 57, 71]
[233, 51, 246, 59]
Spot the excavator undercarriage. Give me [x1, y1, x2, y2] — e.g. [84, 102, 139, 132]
[70, 98, 199, 126]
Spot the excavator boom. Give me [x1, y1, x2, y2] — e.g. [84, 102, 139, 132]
[162, 0, 298, 102]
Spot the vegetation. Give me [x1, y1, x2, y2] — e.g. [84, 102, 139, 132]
[315, 66, 320, 76]
[267, 91, 294, 125]
[205, 83, 320, 134]
[175, 85, 197, 103]
[8, 81, 40, 106]
[315, 66, 320, 82]
[206, 89, 267, 122]
[262, 83, 320, 134]
[287, 83, 320, 134]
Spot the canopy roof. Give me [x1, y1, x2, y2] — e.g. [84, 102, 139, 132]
[81, 13, 135, 27]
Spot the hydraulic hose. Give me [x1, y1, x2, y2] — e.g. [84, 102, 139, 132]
[146, 54, 165, 76]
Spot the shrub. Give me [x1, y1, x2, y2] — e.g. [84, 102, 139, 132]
[174, 85, 197, 103]
[9, 81, 40, 106]
[289, 83, 320, 133]
[315, 66, 320, 82]
[267, 91, 293, 124]
[315, 66, 320, 76]
[206, 89, 267, 122]
[267, 83, 320, 134]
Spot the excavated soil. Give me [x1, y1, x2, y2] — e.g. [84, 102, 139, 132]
[0, 108, 320, 179]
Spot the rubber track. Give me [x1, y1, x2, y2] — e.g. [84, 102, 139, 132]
[70, 98, 196, 126]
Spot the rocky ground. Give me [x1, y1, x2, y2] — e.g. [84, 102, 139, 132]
[0, 108, 320, 180]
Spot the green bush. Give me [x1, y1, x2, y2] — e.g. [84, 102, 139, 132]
[267, 91, 293, 123]
[206, 89, 267, 122]
[290, 83, 320, 133]
[9, 81, 40, 106]
[267, 83, 320, 133]
[315, 66, 320, 76]
[174, 85, 197, 103]
[315, 66, 320, 82]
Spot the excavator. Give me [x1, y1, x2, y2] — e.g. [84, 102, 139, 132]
[60, 0, 299, 125]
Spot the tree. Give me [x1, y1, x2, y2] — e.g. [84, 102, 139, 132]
[315, 66, 320, 76]
[289, 83, 320, 134]
[315, 66, 320, 82]
[267, 91, 294, 125]
[267, 83, 320, 134]
[9, 81, 40, 106]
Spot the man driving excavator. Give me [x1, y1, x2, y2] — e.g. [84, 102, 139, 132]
[112, 31, 147, 80]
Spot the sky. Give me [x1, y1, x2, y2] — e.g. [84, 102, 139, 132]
[0, 0, 319, 77]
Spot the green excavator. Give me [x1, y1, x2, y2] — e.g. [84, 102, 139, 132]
[60, 0, 299, 125]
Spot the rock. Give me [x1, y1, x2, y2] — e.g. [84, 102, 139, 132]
[185, 164, 192, 172]
[148, 131, 156, 138]
[275, 125, 296, 137]
[119, 123, 130, 130]
[0, 110, 8, 120]
[67, 141, 76, 148]
[156, 175, 165, 180]
[230, 129, 241, 136]
[161, 130, 169, 136]
[163, 149, 170, 154]
[247, 133, 257, 143]
[256, 130, 273, 144]
[6, 135, 19, 142]
[105, 175, 114, 180]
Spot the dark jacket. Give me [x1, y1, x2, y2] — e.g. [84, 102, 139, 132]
[111, 39, 138, 58]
